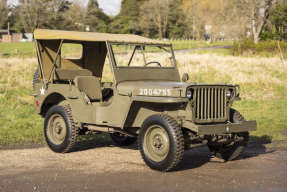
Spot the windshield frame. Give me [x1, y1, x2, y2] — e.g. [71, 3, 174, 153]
[108, 42, 177, 69]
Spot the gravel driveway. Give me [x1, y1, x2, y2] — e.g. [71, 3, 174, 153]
[0, 141, 286, 192]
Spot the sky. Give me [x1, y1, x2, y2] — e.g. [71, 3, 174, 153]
[8, 0, 122, 16]
[94, 0, 122, 16]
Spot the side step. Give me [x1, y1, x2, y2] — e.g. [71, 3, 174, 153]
[84, 124, 137, 138]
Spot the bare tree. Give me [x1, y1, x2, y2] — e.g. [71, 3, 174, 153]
[0, 0, 8, 28]
[238, 0, 277, 43]
[252, 0, 276, 43]
[17, 0, 72, 32]
[182, 0, 244, 40]
[18, 0, 47, 32]
[182, 0, 278, 42]
[63, 1, 86, 31]
[140, 0, 171, 39]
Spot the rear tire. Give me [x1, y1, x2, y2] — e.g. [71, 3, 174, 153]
[44, 104, 79, 153]
[208, 109, 249, 161]
[139, 114, 184, 172]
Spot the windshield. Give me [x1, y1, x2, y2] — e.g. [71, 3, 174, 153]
[111, 44, 175, 68]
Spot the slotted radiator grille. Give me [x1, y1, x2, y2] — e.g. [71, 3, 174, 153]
[193, 87, 227, 123]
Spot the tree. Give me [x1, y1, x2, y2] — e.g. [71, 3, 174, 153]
[85, 0, 110, 32]
[17, 0, 45, 32]
[270, 1, 287, 40]
[140, 0, 170, 38]
[237, 0, 277, 43]
[0, 0, 8, 28]
[252, 0, 277, 43]
[42, 0, 73, 30]
[140, 0, 187, 39]
[110, 0, 145, 34]
[62, 2, 86, 31]
[17, 0, 72, 32]
[163, 0, 188, 38]
[182, 0, 247, 40]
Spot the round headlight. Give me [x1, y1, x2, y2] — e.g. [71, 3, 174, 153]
[226, 90, 232, 99]
[186, 90, 192, 99]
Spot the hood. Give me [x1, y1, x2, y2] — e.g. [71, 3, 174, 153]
[117, 81, 190, 97]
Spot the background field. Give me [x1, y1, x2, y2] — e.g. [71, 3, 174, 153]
[0, 41, 286, 147]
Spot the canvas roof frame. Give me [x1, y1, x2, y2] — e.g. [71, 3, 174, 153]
[34, 29, 170, 46]
[34, 30, 178, 86]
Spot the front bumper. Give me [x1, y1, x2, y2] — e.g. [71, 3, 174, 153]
[183, 120, 257, 135]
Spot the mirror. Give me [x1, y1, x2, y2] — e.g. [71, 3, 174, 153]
[182, 73, 189, 82]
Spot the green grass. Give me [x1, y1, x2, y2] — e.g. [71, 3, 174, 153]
[0, 42, 36, 58]
[0, 92, 43, 145]
[171, 40, 232, 51]
[189, 48, 232, 56]
[233, 99, 287, 141]
[0, 61, 43, 145]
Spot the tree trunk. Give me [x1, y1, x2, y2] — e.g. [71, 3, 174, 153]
[251, 8, 260, 44]
[158, 15, 163, 39]
[252, 0, 276, 44]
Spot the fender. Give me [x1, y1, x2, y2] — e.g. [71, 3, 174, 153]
[36, 84, 94, 124]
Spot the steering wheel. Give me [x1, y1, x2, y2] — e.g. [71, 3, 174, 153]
[145, 61, 162, 67]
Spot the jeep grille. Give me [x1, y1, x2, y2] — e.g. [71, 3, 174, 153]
[192, 87, 227, 123]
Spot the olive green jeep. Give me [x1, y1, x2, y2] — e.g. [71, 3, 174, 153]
[32, 29, 256, 172]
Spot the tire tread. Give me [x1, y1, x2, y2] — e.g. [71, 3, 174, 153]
[139, 114, 184, 172]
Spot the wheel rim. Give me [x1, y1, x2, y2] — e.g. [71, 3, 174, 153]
[47, 114, 67, 145]
[143, 125, 170, 162]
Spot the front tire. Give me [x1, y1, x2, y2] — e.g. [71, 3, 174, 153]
[139, 114, 184, 172]
[208, 109, 249, 161]
[44, 104, 78, 153]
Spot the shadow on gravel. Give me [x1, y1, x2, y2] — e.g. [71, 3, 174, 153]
[174, 135, 274, 172]
[72, 133, 138, 152]
[239, 135, 275, 159]
[66, 134, 275, 172]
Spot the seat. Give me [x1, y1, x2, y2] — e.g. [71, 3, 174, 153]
[74, 76, 102, 102]
[55, 69, 93, 81]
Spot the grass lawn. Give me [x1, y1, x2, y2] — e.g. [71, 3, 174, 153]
[0, 42, 36, 58]
[171, 40, 232, 51]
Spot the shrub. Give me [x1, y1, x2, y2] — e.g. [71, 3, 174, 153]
[232, 39, 287, 57]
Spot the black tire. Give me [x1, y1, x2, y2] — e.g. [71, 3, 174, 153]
[33, 69, 39, 92]
[110, 133, 137, 146]
[44, 104, 79, 153]
[139, 114, 184, 172]
[208, 109, 249, 161]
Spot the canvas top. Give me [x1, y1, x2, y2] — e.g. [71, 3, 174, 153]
[34, 29, 170, 45]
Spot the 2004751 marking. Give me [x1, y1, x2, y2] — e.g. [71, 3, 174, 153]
[139, 88, 172, 96]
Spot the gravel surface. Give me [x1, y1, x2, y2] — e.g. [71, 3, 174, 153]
[0, 142, 286, 192]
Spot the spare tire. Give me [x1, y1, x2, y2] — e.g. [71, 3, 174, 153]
[33, 68, 39, 92]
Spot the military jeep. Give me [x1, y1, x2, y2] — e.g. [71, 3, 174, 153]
[33, 29, 256, 172]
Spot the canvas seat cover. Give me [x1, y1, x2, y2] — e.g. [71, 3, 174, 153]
[74, 76, 102, 101]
